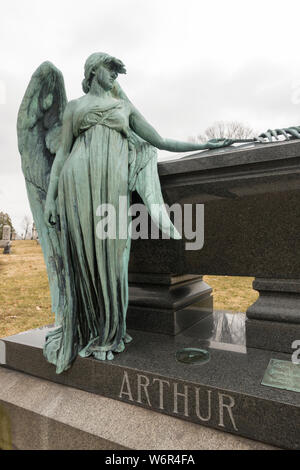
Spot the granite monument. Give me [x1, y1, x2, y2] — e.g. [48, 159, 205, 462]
[17, 53, 237, 374]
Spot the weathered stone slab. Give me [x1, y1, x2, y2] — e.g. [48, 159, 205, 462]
[0, 368, 276, 450]
[1, 312, 299, 449]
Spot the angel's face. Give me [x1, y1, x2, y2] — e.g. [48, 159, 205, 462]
[95, 64, 118, 91]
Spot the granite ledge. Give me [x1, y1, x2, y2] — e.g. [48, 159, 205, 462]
[0, 368, 277, 450]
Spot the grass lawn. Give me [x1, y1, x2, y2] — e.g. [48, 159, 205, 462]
[0, 240, 258, 338]
[0, 240, 54, 338]
[203, 275, 258, 313]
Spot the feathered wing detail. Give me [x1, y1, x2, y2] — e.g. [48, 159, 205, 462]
[113, 82, 181, 240]
[17, 61, 68, 324]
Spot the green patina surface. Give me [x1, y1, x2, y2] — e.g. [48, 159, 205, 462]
[262, 359, 300, 393]
[17, 53, 235, 374]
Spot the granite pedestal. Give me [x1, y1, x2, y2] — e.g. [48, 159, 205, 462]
[127, 274, 212, 335]
[246, 278, 300, 353]
[0, 367, 276, 450]
[128, 140, 300, 352]
[0, 311, 299, 449]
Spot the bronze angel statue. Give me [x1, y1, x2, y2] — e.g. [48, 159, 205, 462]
[17, 52, 233, 374]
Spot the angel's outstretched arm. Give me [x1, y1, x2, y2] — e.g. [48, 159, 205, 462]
[45, 101, 74, 226]
[129, 105, 233, 152]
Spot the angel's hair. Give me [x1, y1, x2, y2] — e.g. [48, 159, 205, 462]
[82, 52, 126, 94]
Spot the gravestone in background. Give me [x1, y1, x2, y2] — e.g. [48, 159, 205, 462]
[2, 225, 11, 241]
[1, 224, 11, 254]
[31, 223, 38, 240]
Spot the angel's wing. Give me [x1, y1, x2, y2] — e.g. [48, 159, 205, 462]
[17, 62, 67, 323]
[113, 82, 181, 239]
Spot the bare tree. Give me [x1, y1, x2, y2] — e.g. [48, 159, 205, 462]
[195, 121, 255, 143]
[22, 215, 32, 240]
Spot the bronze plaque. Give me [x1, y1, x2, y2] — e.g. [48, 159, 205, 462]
[262, 359, 300, 393]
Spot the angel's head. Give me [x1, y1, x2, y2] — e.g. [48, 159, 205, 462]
[82, 52, 126, 94]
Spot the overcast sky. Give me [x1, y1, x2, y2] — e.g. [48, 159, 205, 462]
[2, 0, 300, 233]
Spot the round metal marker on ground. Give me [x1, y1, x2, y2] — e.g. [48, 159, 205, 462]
[176, 348, 210, 365]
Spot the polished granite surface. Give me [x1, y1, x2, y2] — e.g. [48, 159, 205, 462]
[1, 311, 299, 449]
[1, 311, 297, 404]
[2, 309, 245, 353]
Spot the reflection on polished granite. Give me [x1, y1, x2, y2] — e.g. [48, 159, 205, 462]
[0, 311, 290, 399]
[178, 311, 246, 354]
[1, 310, 300, 449]
[1, 311, 246, 353]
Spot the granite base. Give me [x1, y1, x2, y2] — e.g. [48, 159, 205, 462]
[0, 368, 276, 450]
[0, 312, 299, 449]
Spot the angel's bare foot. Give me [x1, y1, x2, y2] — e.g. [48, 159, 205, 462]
[113, 340, 125, 353]
[93, 351, 106, 361]
[93, 350, 114, 361]
[107, 351, 114, 360]
[124, 333, 132, 344]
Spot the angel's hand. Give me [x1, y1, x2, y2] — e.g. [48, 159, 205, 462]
[206, 138, 234, 150]
[257, 127, 300, 142]
[44, 200, 58, 228]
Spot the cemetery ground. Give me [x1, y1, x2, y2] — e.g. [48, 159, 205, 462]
[0, 241, 258, 338]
